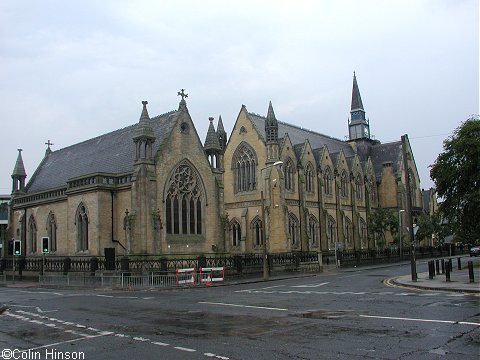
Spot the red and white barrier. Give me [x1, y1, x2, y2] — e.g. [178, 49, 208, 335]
[176, 267, 196, 285]
[199, 267, 225, 286]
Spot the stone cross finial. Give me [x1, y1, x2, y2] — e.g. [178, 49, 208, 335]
[177, 89, 188, 100]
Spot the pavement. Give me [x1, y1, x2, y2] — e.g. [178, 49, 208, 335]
[391, 264, 480, 294]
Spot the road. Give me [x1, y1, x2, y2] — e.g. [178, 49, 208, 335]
[1, 262, 479, 359]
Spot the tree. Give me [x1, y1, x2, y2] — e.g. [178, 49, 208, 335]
[430, 116, 480, 244]
[368, 208, 398, 248]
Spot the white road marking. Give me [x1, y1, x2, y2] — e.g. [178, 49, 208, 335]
[359, 314, 480, 326]
[205, 353, 230, 359]
[25, 334, 109, 352]
[174, 346, 196, 352]
[7, 308, 231, 358]
[152, 341, 169, 346]
[133, 336, 150, 342]
[199, 301, 288, 311]
[292, 282, 330, 288]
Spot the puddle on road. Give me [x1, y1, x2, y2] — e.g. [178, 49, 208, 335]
[146, 310, 294, 337]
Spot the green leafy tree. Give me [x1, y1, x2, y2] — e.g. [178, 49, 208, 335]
[430, 116, 480, 244]
[368, 208, 398, 248]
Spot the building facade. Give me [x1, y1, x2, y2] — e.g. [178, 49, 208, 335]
[6, 77, 423, 258]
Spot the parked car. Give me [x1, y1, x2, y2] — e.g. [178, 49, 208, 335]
[470, 246, 480, 257]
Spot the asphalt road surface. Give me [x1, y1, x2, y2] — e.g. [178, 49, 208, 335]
[1, 262, 479, 359]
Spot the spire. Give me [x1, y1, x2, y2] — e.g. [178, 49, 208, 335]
[265, 101, 278, 127]
[12, 149, 27, 193]
[216, 115, 227, 151]
[204, 117, 222, 152]
[351, 72, 365, 112]
[133, 101, 156, 163]
[134, 101, 155, 139]
[139, 100, 150, 123]
[348, 72, 371, 141]
[12, 149, 26, 177]
[265, 101, 279, 163]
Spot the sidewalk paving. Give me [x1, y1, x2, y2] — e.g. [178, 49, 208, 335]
[392, 266, 480, 294]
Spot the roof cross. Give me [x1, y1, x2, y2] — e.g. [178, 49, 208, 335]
[177, 89, 188, 100]
[45, 140, 54, 150]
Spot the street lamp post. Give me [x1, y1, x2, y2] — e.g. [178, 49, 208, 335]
[261, 161, 283, 281]
[399, 209, 405, 260]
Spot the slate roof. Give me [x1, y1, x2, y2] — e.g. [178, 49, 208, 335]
[369, 141, 403, 181]
[27, 110, 179, 193]
[248, 112, 356, 158]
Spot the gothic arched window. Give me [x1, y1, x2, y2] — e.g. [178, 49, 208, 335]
[166, 161, 204, 235]
[47, 212, 57, 252]
[233, 143, 257, 193]
[288, 213, 299, 248]
[76, 204, 89, 252]
[251, 217, 263, 246]
[369, 176, 377, 204]
[327, 216, 336, 250]
[359, 218, 367, 249]
[355, 174, 363, 201]
[324, 167, 333, 195]
[28, 214, 37, 254]
[340, 171, 348, 198]
[284, 158, 295, 191]
[305, 163, 314, 193]
[344, 216, 353, 248]
[230, 219, 241, 247]
[308, 215, 319, 248]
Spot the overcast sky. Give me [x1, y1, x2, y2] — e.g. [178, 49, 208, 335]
[0, 0, 478, 195]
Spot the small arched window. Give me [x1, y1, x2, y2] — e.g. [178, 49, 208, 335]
[230, 219, 241, 247]
[308, 215, 319, 248]
[359, 218, 367, 249]
[369, 176, 377, 204]
[251, 217, 263, 246]
[305, 163, 315, 193]
[340, 171, 348, 198]
[28, 214, 37, 254]
[47, 212, 57, 252]
[344, 216, 353, 248]
[76, 204, 89, 252]
[355, 174, 363, 200]
[284, 158, 295, 191]
[323, 167, 333, 195]
[327, 216, 336, 250]
[288, 213, 299, 248]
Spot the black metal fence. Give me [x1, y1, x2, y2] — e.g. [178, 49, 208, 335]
[0, 244, 468, 277]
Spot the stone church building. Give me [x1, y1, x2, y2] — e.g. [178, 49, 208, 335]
[7, 76, 423, 257]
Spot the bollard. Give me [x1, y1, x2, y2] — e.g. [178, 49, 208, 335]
[457, 257, 461, 270]
[441, 259, 445, 274]
[445, 261, 451, 282]
[428, 261, 434, 280]
[449, 258, 453, 272]
[468, 261, 475, 283]
[435, 259, 440, 275]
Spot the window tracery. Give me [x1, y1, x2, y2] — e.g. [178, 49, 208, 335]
[166, 162, 204, 235]
[233, 144, 257, 193]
